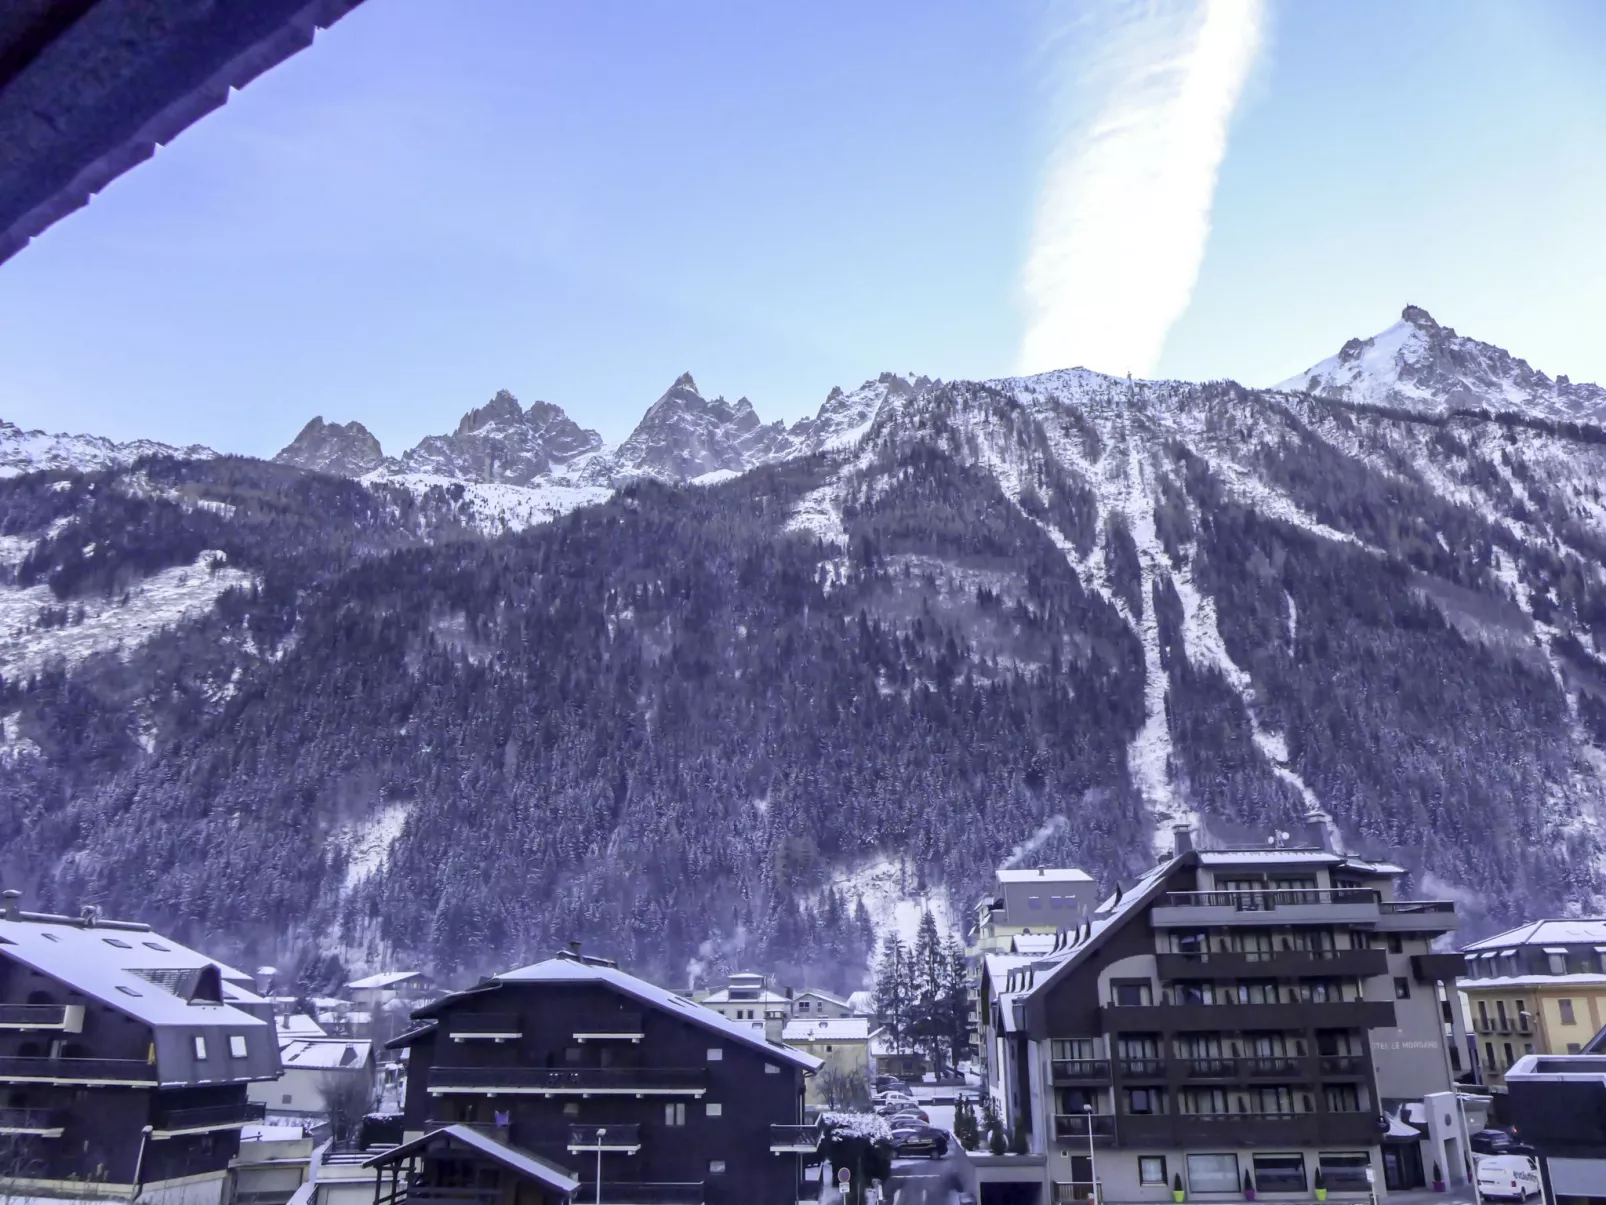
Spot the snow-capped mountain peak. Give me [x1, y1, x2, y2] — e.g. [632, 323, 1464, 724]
[273, 417, 386, 476]
[1278, 304, 1606, 425]
[0, 418, 215, 479]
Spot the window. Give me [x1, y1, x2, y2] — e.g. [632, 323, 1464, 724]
[706, 1048, 723, 1061]
[1138, 1157, 1167, 1187]
[281, 1093, 292, 1105]
[1388, 934, 1403, 955]
[1548, 952, 1569, 975]
[664, 1103, 686, 1127]
[706, 1103, 722, 1117]
[228, 1035, 247, 1058]
[798, 1001, 810, 1013]
[115, 985, 142, 997]
[1322, 1084, 1360, 1113]
[825, 1045, 833, 1053]
[708, 1161, 726, 1175]
[564, 1047, 583, 1064]
[193, 1036, 208, 1060]
[1394, 977, 1411, 1000]
[1253, 1154, 1306, 1193]
[1317, 1153, 1372, 1191]
[1560, 999, 1576, 1025]
[1175, 981, 1215, 1006]
[1028, 896, 1042, 909]
[1123, 1088, 1162, 1115]
[1050, 896, 1063, 908]
[1186, 1154, 1240, 1194]
[563, 1102, 579, 1117]
[1112, 982, 1152, 1007]
[765, 1064, 779, 1075]
[1485, 1042, 1496, 1070]
[1503, 1042, 1515, 1067]
[1568, 1043, 1582, 1054]
[102, 938, 133, 949]
[142, 941, 171, 952]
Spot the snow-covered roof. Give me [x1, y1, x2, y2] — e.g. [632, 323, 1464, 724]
[346, 971, 423, 991]
[997, 868, 1093, 884]
[276, 1014, 328, 1038]
[1464, 919, 1606, 952]
[365, 1126, 580, 1195]
[782, 1017, 871, 1043]
[479, 958, 823, 1070]
[1462, 973, 1606, 990]
[0, 913, 269, 1030]
[279, 1038, 372, 1070]
[1337, 857, 1407, 876]
[1197, 849, 1339, 866]
[1011, 934, 1061, 956]
[699, 987, 792, 1005]
[794, 987, 851, 1006]
[846, 990, 875, 1014]
[242, 1125, 307, 1143]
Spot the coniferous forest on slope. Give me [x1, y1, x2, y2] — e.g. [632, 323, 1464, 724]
[0, 379, 1603, 988]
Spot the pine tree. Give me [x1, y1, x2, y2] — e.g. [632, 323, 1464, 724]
[873, 933, 910, 1051]
[952, 1094, 980, 1151]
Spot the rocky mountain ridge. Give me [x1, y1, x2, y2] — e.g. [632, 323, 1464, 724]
[0, 418, 215, 479]
[1, 305, 1604, 984]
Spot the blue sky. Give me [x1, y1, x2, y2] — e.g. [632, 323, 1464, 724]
[0, 0, 1603, 456]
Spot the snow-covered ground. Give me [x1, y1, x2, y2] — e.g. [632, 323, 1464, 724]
[0, 550, 255, 681]
[334, 802, 413, 893]
[823, 856, 957, 951]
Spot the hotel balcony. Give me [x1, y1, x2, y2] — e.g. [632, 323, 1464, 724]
[1050, 1059, 1111, 1084]
[0, 1055, 156, 1085]
[1052, 1113, 1118, 1145]
[0, 1003, 85, 1032]
[446, 1014, 523, 1042]
[427, 1065, 706, 1097]
[1101, 999, 1397, 1034]
[0, 1106, 66, 1136]
[573, 1014, 646, 1042]
[1155, 948, 1388, 981]
[1150, 889, 1382, 928]
[769, 1123, 820, 1153]
[152, 1100, 267, 1138]
[1113, 1110, 1382, 1148]
[568, 1123, 642, 1154]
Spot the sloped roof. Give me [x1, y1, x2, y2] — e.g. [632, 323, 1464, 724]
[0, 912, 268, 1030]
[346, 971, 423, 990]
[279, 1038, 371, 1070]
[364, 1126, 579, 1195]
[1463, 919, 1606, 952]
[428, 957, 823, 1071]
[997, 868, 1094, 883]
[782, 1017, 871, 1043]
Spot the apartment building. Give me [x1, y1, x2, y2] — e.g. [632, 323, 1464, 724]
[971, 869, 1100, 958]
[779, 1016, 871, 1105]
[977, 835, 1468, 1203]
[697, 972, 793, 1038]
[1459, 919, 1606, 1088]
[381, 947, 821, 1205]
[0, 891, 278, 1204]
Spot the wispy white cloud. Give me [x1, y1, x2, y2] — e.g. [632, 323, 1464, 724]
[1019, 0, 1266, 378]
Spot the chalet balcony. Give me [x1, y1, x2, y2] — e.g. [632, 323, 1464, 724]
[0, 1106, 66, 1136]
[1155, 948, 1387, 980]
[569, 1123, 643, 1154]
[152, 1100, 266, 1137]
[576, 1184, 704, 1205]
[1376, 900, 1458, 932]
[573, 1014, 646, 1042]
[1052, 1113, 1118, 1144]
[0, 1003, 84, 1032]
[0, 1055, 156, 1085]
[769, 1123, 820, 1153]
[1116, 1110, 1382, 1148]
[1317, 1054, 1368, 1077]
[446, 1014, 523, 1042]
[427, 1065, 705, 1096]
[1050, 1059, 1111, 1083]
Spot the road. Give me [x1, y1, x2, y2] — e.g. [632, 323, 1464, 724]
[885, 1141, 978, 1205]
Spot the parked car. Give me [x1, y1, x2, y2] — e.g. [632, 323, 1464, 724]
[874, 1092, 918, 1110]
[1476, 1155, 1541, 1201]
[1471, 1128, 1515, 1155]
[875, 1075, 906, 1091]
[888, 1106, 931, 1124]
[890, 1123, 950, 1159]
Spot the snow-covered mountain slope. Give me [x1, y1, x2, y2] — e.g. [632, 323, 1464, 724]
[7, 306, 1606, 981]
[0, 418, 215, 478]
[1278, 304, 1606, 424]
[399, 391, 606, 483]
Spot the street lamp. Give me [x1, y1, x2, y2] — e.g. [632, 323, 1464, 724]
[1083, 1104, 1099, 1204]
[595, 1128, 605, 1205]
[1455, 1092, 1482, 1205]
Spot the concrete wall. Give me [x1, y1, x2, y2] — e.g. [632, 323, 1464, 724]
[796, 1038, 869, 1104]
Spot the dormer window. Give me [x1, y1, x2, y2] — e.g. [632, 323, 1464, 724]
[142, 942, 171, 952]
[102, 938, 133, 949]
[1546, 949, 1569, 975]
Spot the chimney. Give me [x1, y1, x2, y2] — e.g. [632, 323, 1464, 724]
[1037, 868, 1044, 876]
[1302, 809, 1329, 851]
[559, 940, 581, 961]
[1171, 826, 1193, 856]
[1, 889, 20, 920]
[79, 904, 99, 928]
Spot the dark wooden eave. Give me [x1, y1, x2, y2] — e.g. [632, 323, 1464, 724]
[0, 0, 368, 265]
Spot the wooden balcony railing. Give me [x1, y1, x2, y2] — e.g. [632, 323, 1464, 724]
[428, 1065, 705, 1095]
[0, 1106, 66, 1134]
[153, 1101, 266, 1134]
[0, 1055, 156, 1084]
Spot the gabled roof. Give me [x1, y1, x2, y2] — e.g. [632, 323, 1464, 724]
[1463, 918, 1606, 952]
[422, 957, 823, 1071]
[794, 987, 851, 1006]
[699, 986, 792, 1005]
[0, 912, 269, 1030]
[364, 1126, 579, 1195]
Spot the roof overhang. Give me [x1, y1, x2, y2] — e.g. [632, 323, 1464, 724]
[0, 0, 368, 266]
